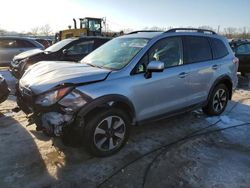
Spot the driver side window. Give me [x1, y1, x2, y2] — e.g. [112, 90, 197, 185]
[236, 43, 250, 54]
[66, 41, 94, 55]
[134, 37, 183, 74]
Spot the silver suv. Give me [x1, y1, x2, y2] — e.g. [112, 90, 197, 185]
[17, 28, 238, 156]
[0, 36, 44, 66]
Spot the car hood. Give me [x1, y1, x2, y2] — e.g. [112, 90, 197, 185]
[13, 49, 44, 60]
[20, 61, 111, 94]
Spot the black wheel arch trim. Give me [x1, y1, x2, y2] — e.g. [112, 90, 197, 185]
[77, 94, 136, 124]
[207, 75, 233, 102]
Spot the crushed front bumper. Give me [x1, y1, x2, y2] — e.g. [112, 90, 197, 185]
[16, 85, 77, 136]
[9, 60, 26, 79]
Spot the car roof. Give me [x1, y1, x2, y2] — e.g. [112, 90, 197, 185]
[0, 36, 45, 48]
[78, 36, 112, 40]
[120, 31, 163, 39]
[0, 36, 35, 40]
[119, 28, 221, 40]
[230, 39, 250, 45]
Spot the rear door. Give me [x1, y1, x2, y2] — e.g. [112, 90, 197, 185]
[235, 43, 250, 73]
[183, 36, 214, 105]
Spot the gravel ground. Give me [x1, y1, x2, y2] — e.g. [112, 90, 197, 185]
[0, 71, 250, 188]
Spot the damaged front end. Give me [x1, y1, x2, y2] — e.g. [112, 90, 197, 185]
[17, 84, 91, 136]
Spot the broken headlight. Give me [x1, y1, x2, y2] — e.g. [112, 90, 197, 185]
[36, 87, 87, 111]
[36, 87, 73, 106]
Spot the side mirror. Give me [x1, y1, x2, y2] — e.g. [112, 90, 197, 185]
[144, 61, 164, 79]
[62, 49, 68, 55]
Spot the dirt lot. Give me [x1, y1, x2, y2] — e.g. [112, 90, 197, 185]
[0, 71, 250, 188]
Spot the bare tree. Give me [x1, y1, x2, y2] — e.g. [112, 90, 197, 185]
[122, 28, 133, 34]
[143, 26, 166, 31]
[30, 27, 40, 36]
[40, 24, 52, 36]
[224, 27, 237, 38]
[198, 25, 215, 31]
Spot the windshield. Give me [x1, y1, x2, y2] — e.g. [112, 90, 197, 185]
[45, 38, 76, 52]
[81, 38, 149, 70]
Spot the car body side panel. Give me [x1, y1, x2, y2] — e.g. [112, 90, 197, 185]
[184, 60, 215, 104]
[76, 65, 190, 121]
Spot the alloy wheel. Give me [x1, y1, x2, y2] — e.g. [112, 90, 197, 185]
[212, 88, 227, 113]
[94, 116, 126, 151]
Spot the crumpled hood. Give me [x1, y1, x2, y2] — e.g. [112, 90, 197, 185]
[20, 61, 111, 94]
[13, 49, 44, 60]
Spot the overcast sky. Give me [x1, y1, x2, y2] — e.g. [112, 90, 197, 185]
[1, 0, 250, 33]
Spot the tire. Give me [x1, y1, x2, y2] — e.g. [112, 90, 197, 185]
[83, 108, 130, 157]
[202, 84, 229, 116]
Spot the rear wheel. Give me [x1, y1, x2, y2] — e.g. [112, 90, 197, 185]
[203, 84, 229, 116]
[84, 108, 130, 157]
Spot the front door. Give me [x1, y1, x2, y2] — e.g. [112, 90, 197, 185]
[130, 37, 191, 121]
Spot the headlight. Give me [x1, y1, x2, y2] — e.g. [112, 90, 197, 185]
[36, 87, 73, 106]
[13, 58, 28, 67]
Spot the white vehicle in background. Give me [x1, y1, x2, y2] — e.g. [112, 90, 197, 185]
[0, 36, 44, 66]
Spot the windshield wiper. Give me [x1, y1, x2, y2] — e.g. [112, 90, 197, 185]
[84, 62, 103, 69]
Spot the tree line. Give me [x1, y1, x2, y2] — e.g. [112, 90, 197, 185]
[0, 24, 250, 39]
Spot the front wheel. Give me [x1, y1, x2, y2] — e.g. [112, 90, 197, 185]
[203, 84, 229, 116]
[84, 108, 130, 157]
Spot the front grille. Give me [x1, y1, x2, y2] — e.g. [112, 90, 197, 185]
[17, 85, 34, 113]
[11, 60, 20, 67]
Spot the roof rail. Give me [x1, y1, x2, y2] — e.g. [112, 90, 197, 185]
[166, 28, 217, 35]
[127, 30, 163, 35]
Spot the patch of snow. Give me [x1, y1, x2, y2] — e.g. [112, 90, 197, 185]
[219, 115, 245, 126]
[206, 116, 220, 124]
[206, 115, 245, 129]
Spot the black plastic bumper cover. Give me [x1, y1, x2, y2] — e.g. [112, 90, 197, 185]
[0, 77, 10, 103]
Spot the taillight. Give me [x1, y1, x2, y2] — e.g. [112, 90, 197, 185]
[233, 57, 239, 64]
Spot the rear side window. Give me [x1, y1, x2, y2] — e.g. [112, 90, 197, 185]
[185, 36, 212, 63]
[16, 40, 36, 48]
[0, 39, 17, 48]
[236, 43, 250, 54]
[210, 38, 229, 59]
[66, 40, 94, 55]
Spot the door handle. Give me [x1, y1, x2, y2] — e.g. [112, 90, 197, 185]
[212, 64, 218, 70]
[178, 72, 188, 78]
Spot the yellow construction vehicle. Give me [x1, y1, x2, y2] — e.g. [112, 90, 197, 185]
[55, 17, 122, 42]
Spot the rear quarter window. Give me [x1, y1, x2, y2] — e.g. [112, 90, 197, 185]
[210, 38, 229, 59]
[185, 36, 212, 63]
